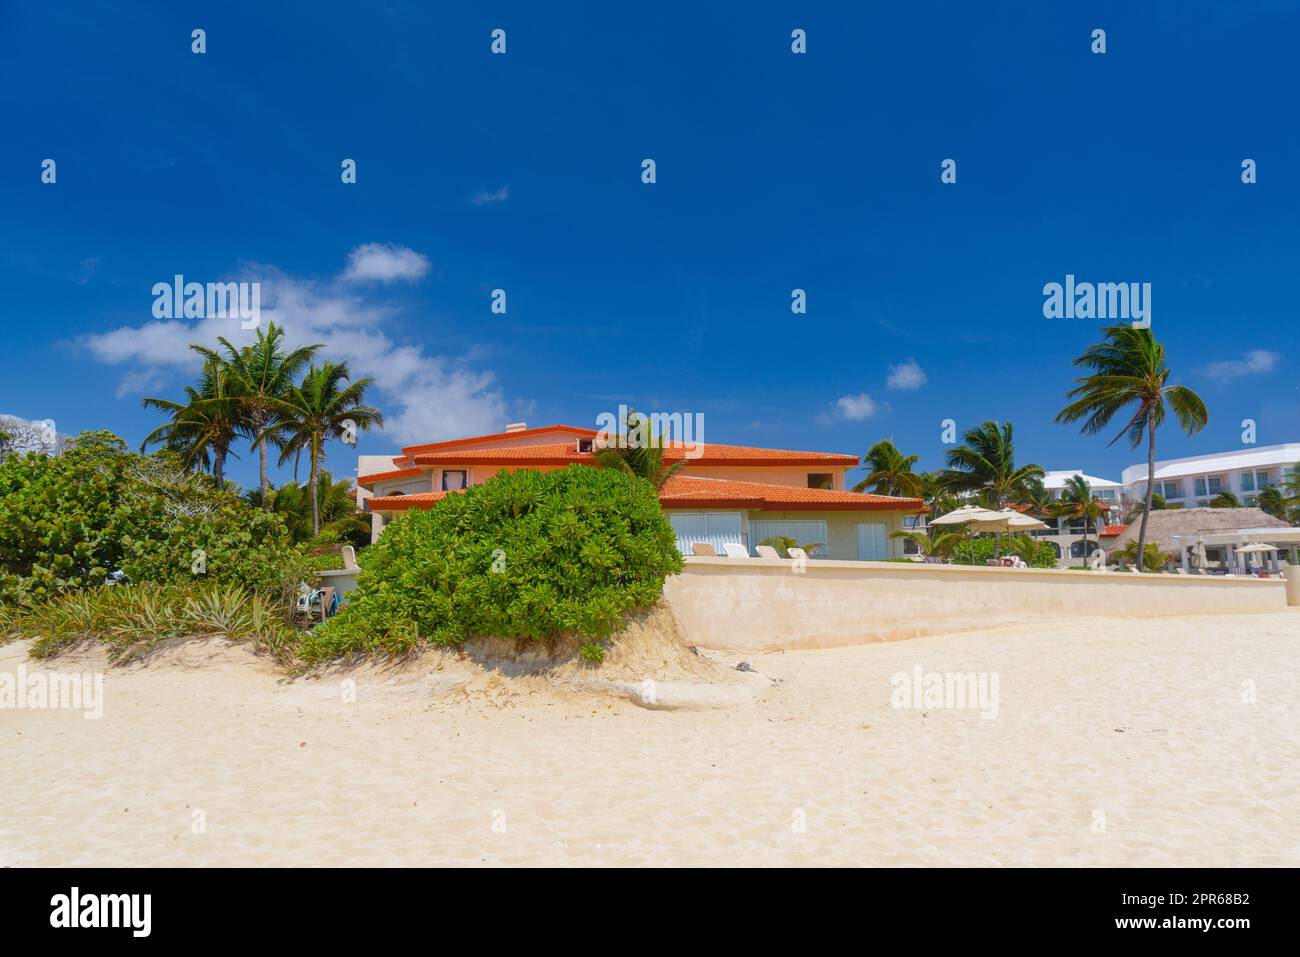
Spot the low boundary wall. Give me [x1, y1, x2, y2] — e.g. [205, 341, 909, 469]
[664, 557, 1290, 652]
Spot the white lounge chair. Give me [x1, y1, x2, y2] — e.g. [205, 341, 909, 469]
[755, 545, 780, 559]
[722, 543, 750, 559]
[787, 547, 809, 561]
[690, 542, 717, 557]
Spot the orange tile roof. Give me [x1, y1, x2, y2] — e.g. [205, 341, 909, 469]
[410, 441, 858, 467]
[1100, 524, 1129, 536]
[659, 476, 922, 511]
[367, 490, 459, 511]
[367, 477, 919, 514]
[355, 466, 427, 488]
[400, 424, 598, 456]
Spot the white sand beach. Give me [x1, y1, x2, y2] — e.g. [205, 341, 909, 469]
[3, 611, 1299, 867]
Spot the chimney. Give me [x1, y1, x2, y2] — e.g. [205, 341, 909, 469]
[504, 422, 528, 433]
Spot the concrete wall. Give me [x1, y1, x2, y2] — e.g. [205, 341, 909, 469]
[663, 556, 1289, 652]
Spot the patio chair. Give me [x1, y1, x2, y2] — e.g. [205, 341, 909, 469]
[340, 545, 359, 570]
[318, 586, 337, 623]
[721, 543, 750, 559]
[690, 542, 717, 557]
[787, 547, 809, 561]
[755, 545, 781, 559]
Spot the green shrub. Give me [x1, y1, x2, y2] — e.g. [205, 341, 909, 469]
[0, 431, 297, 603]
[577, 642, 606, 663]
[300, 466, 683, 661]
[952, 535, 1058, 568]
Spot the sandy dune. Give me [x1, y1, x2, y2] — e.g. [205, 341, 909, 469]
[3, 611, 1298, 867]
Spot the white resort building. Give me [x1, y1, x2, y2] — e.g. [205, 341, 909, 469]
[1119, 442, 1300, 509]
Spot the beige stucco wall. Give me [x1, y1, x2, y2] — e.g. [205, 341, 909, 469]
[661, 508, 911, 559]
[663, 557, 1289, 652]
[749, 508, 909, 559]
[676, 465, 850, 490]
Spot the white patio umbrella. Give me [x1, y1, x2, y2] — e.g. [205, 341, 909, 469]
[1237, 542, 1279, 573]
[968, 509, 1050, 561]
[930, 506, 1047, 560]
[965, 509, 1050, 533]
[930, 504, 1005, 525]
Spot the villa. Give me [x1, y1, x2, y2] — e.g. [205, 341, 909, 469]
[355, 423, 925, 560]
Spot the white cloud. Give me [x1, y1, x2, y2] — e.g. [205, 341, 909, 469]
[1201, 349, 1280, 383]
[79, 253, 509, 446]
[833, 393, 879, 421]
[340, 243, 431, 283]
[472, 185, 508, 206]
[886, 359, 927, 391]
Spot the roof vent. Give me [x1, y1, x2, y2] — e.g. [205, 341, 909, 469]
[504, 422, 528, 433]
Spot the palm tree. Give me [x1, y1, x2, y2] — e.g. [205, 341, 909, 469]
[890, 529, 966, 559]
[940, 421, 1044, 507]
[1056, 325, 1208, 571]
[141, 358, 243, 489]
[266, 362, 383, 535]
[592, 409, 687, 490]
[852, 439, 924, 496]
[939, 421, 1043, 560]
[1209, 490, 1243, 509]
[1113, 540, 1174, 572]
[248, 471, 368, 545]
[919, 471, 960, 521]
[1257, 486, 1290, 522]
[194, 323, 321, 507]
[1020, 476, 1055, 516]
[1051, 474, 1109, 565]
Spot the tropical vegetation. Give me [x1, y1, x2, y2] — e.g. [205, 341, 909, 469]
[1050, 475, 1109, 561]
[592, 409, 687, 490]
[299, 466, 683, 661]
[939, 421, 1045, 508]
[852, 439, 924, 496]
[1057, 324, 1208, 570]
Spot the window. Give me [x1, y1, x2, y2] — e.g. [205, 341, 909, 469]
[1195, 476, 1223, 497]
[1070, 540, 1099, 558]
[1158, 481, 1182, 499]
[807, 473, 834, 490]
[441, 470, 468, 491]
[1240, 471, 1255, 492]
[669, 512, 744, 556]
[750, 520, 828, 557]
[576, 438, 594, 453]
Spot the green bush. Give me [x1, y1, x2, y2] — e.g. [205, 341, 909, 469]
[577, 642, 606, 663]
[1, 581, 300, 663]
[0, 431, 297, 603]
[300, 466, 683, 661]
[952, 535, 1058, 568]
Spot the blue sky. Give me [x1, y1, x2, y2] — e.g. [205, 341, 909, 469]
[2, 1, 1297, 490]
